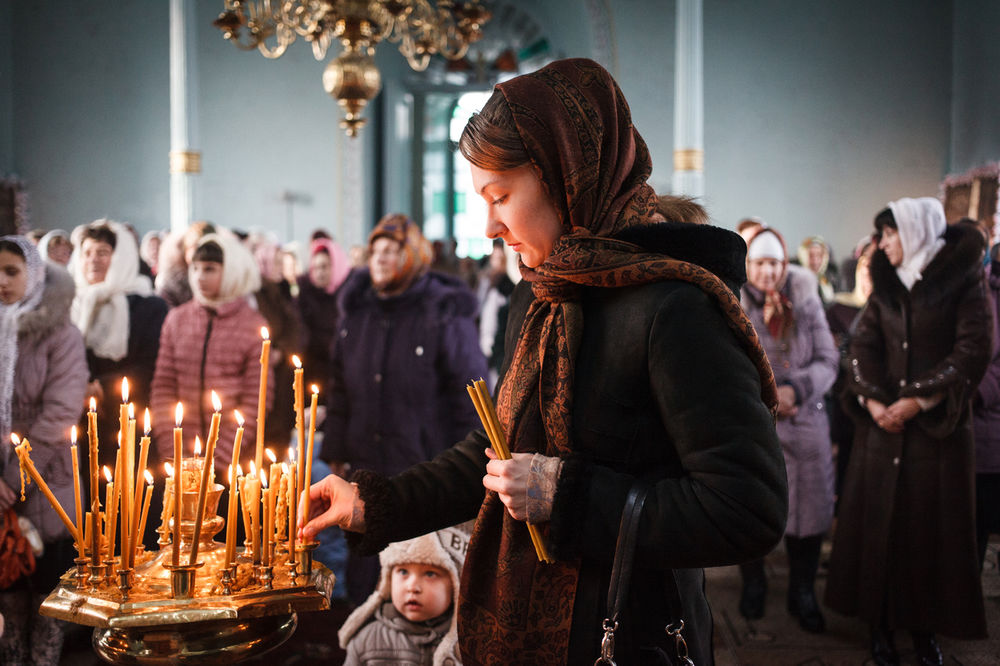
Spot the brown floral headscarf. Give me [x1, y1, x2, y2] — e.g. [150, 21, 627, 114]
[458, 58, 777, 665]
[367, 213, 433, 297]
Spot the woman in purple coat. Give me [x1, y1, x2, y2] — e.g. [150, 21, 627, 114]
[740, 226, 838, 633]
[321, 214, 487, 604]
[0, 237, 88, 664]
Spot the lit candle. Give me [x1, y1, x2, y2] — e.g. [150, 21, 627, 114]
[292, 356, 304, 482]
[11, 435, 80, 545]
[70, 427, 85, 559]
[103, 465, 115, 561]
[255, 327, 271, 472]
[119, 379, 129, 568]
[137, 469, 153, 551]
[189, 391, 221, 566]
[302, 385, 319, 541]
[275, 463, 288, 539]
[124, 402, 135, 568]
[87, 398, 101, 567]
[261, 472, 271, 567]
[129, 409, 151, 568]
[161, 462, 175, 543]
[266, 448, 280, 500]
[237, 466, 251, 552]
[246, 462, 261, 565]
[225, 466, 239, 568]
[173, 403, 183, 567]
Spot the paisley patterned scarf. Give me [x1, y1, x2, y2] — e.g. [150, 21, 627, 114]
[457, 59, 777, 665]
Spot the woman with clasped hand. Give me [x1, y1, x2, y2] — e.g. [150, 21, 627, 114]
[300, 58, 787, 665]
[826, 199, 990, 666]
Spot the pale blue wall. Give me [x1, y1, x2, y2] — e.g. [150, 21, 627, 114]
[3, 0, 998, 260]
[951, 0, 1000, 174]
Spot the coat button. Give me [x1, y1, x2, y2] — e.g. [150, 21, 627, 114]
[340, 329, 348, 338]
[415, 346, 424, 356]
[902, 341, 908, 349]
[816, 402, 824, 410]
[892, 457, 900, 466]
[899, 379, 906, 387]
[374, 373, 382, 383]
[914, 382, 922, 389]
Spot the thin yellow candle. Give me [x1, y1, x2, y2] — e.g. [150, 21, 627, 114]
[255, 327, 271, 473]
[70, 427, 85, 559]
[137, 469, 154, 551]
[161, 462, 175, 543]
[102, 465, 114, 560]
[118, 379, 129, 567]
[123, 402, 135, 568]
[246, 462, 261, 565]
[189, 391, 221, 565]
[287, 454, 296, 564]
[225, 466, 239, 568]
[87, 398, 101, 566]
[261, 472, 271, 567]
[129, 410, 151, 568]
[292, 356, 304, 494]
[84, 510, 93, 554]
[11, 435, 80, 545]
[237, 468, 251, 551]
[302, 385, 319, 541]
[266, 448, 279, 500]
[173, 402, 183, 567]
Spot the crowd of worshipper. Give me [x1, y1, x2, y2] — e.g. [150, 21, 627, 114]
[1, 202, 997, 664]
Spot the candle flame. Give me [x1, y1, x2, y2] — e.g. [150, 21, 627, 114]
[265, 448, 276, 464]
[175, 402, 183, 426]
[311, 384, 319, 395]
[121, 377, 129, 403]
[144, 469, 153, 485]
[281, 462, 289, 474]
[194, 436, 202, 457]
[234, 410, 244, 426]
[117, 431, 121, 447]
[261, 473, 268, 489]
[236, 463, 243, 477]
[10, 433, 20, 446]
[249, 461, 257, 478]
[71, 425, 78, 444]
[261, 326, 269, 340]
[292, 355, 302, 369]
[103, 466, 112, 483]
[128, 402, 135, 419]
[89, 397, 97, 412]
[288, 447, 295, 463]
[164, 462, 174, 477]
[211, 390, 221, 412]
[144, 408, 151, 434]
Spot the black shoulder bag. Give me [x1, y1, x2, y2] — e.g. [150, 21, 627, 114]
[594, 483, 694, 666]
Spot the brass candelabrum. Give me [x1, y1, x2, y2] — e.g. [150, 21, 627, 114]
[40, 475, 331, 665]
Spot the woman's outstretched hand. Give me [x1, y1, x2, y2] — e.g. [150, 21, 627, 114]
[298, 473, 365, 541]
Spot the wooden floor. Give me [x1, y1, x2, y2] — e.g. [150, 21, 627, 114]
[61, 540, 1000, 665]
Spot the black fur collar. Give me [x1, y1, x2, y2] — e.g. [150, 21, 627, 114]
[613, 222, 748, 295]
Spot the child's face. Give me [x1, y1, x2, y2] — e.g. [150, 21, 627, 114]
[192, 260, 223, 300]
[390, 563, 453, 623]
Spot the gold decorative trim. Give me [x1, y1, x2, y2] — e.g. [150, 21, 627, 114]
[673, 148, 704, 173]
[169, 150, 202, 174]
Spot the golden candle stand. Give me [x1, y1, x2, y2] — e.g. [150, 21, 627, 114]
[40, 479, 332, 664]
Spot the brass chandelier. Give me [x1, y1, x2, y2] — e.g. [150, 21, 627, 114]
[213, 1, 491, 136]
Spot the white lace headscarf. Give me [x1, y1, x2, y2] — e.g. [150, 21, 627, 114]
[888, 197, 947, 290]
[69, 219, 153, 361]
[0, 236, 46, 441]
[190, 232, 261, 309]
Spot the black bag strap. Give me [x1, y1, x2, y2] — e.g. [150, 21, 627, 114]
[595, 483, 694, 666]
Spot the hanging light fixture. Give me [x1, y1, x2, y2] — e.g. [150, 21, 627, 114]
[213, 1, 491, 136]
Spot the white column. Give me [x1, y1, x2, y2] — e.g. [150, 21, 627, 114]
[671, 0, 704, 198]
[169, 0, 200, 234]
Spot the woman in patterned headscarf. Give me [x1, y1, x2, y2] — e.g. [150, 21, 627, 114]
[304, 59, 787, 664]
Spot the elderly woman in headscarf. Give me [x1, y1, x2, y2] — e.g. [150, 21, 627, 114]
[296, 237, 351, 395]
[70, 219, 168, 470]
[738, 226, 838, 633]
[826, 198, 990, 666]
[319, 213, 487, 605]
[36, 229, 73, 266]
[0, 237, 87, 664]
[302, 59, 786, 665]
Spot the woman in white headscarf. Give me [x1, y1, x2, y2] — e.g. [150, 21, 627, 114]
[69, 219, 168, 469]
[826, 198, 991, 666]
[0, 236, 88, 664]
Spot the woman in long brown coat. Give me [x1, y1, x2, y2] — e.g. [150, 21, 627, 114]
[825, 198, 990, 666]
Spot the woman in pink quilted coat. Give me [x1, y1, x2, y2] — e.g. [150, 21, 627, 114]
[150, 233, 273, 478]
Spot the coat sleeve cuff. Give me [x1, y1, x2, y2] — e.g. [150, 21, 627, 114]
[343, 469, 396, 556]
[547, 455, 592, 560]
